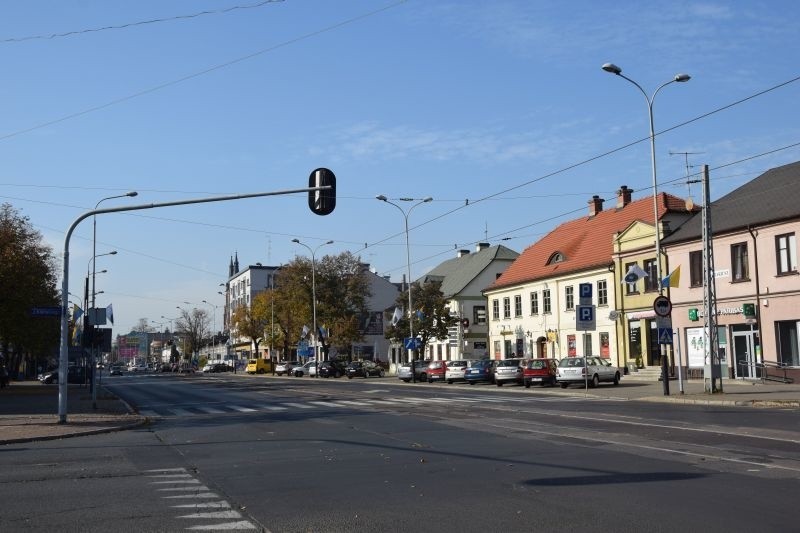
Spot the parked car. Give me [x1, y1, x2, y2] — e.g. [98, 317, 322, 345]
[246, 358, 273, 374]
[275, 360, 300, 376]
[109, 366, 124, 376]
[445, 360, 468, 384]
[345, 360, 384, 379]
[426, 361, 447, 383]
[397, 360, 432, 382]
[318, 360, 346, 378]
[494, 358, 525, 387]
[397, 363, 413, 382]
[464, 359, 496, 385]
[38, 366, 87, 384]
[523, 358, 558, 387]
[294, 361, 317, 377]
[557, 356, 621, 388]
[201, 363, 215, 373]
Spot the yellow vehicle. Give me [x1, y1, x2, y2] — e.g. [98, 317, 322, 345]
[246, 358, 273, 374]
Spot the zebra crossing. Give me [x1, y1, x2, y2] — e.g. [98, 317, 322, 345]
[145, 467, 258, 530]
[137, 392, 625, 418]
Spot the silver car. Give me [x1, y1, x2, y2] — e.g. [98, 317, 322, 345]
[445, 360, 468, 384]
[494, 358, 524, 386]
[557, 356, 621, 388]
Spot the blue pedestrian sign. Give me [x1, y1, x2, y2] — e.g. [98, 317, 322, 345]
[658, 328, 673, 345]
[31, 306, 61, 317]
[576, 305, 596, 331]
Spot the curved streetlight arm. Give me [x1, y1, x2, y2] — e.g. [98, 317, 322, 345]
[291, 239, 334, 370]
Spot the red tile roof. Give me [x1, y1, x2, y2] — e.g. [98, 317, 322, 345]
[486, 193, 687, 291]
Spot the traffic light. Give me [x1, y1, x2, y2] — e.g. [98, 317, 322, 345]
[308, 168, 336, 216]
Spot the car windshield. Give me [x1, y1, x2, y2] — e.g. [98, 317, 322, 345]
[470, 360, 491, 368]
[528, 360, 547, 369]
[497, 359, 521, 367]
[450, 361, 467, 368]
[560, 358, 585, 367]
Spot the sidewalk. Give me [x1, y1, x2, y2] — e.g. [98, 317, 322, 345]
[0, 380, 146, 445]
[1, 375, 796, 445]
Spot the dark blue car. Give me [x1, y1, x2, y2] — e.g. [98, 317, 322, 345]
[464, 359, 496, 385]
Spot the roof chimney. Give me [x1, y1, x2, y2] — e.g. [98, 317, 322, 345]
[458, 249, 471, 258]
[588, 195, 604, 216]
[617, 185, 633, 208]
[476, 242, 490, 252]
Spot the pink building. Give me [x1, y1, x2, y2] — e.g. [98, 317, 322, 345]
[662, 162, 800, 383]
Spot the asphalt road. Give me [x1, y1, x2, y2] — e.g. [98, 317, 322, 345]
[1, 373, 798, 532]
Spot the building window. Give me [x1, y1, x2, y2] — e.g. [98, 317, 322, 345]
[474, 306, 486, 325]
[530, 292, 539, 315]
[643, 258, 658, 292]
[543, 289, 551, 314]
[731, 242, 749, 282]
[503, 297, 511, 319]
[597, 280, 608, 306]
[492, 299, 499, 320]
[690, 250, 703, 287]
[514, 295, 522, 317]
[565, 286, 574, 310]
[625, 262, 639, 295]
[776, 233, 797, 275]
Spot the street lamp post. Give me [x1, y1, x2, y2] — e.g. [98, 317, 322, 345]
[602, 63, 690, 395]
[201, 300, 219, 360]
[86, 251, 115, 409]
[89, 191, 136, 409]
[291, 239, 333, 377]
[376, 195, 433, 377]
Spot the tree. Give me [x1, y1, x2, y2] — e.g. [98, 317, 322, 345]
[384, 280, 456, 360]
[0, 203, 60, 377]
[315, 252, 371, 357]
[175, 308, 209, 360]
[231, 291, 270, 360]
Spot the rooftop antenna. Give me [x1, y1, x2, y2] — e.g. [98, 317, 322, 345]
[670, 150, 704, 201]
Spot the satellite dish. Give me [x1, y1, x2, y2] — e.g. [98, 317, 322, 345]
[608, 310, 620, 321]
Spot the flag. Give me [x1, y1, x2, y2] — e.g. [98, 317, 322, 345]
[661, 265, 681, 288]
[71, 322, 83, 347]
[415, 309, 425, 320]
[106, 303, 114, 325]
[391, 307, 403, 326]
[301, 325, 310, 338]
[72, 304, 83, 322]
[621, 264, 649, 285]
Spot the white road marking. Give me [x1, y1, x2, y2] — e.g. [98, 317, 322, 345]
[145, 468, 186, 473]
[150, 479, 201, 485]
[158, 487, 211, 492]
[170, 408, 194, 416]
[178, 510, 242, 519]
[228, 405, 257, 412]
[186, 521, 257, 530]
[171, 501, 231, 508]
[197, 406, 226, 414]
[282, 402, 314, 409]
[261, 405, 287, 411]
[147, 474, 192, 479]
[308, 401, 345, 407]
[162, 493, 220, 499]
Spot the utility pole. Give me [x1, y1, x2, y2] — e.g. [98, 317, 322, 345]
[701, 165, 722, 393]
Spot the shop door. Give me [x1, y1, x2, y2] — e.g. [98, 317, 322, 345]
[732, 328, 756, 378]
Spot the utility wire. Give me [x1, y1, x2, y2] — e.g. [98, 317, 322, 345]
[1, 1, 286, 43]
[0, 0, 409, 143]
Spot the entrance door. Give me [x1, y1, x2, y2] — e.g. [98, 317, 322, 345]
[732, 327, 758, 378]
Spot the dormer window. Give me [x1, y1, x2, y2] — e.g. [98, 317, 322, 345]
[547, 252, 565, 265]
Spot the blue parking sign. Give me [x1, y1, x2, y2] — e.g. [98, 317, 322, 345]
[576, 304, 596, 331]
[579, 283, 592, 306]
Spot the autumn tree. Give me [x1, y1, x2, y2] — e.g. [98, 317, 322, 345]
[231, 291, 270, 360]
[0, 203, 60, 377]
[384, 279, 456, 360]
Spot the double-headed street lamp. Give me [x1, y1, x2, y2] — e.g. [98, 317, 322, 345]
[602, 63, 690, 395]
[376, 195, 433, 367]
[291, 238, 333, 374]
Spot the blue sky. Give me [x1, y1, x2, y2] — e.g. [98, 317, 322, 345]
[2, 0, 798, 336]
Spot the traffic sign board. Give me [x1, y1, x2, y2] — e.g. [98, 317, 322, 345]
[30, 306, 61, 317]
[404, 337, 420, 350]
[578, 283, 592, 306]
[575, 304, 596, 331]
[653, 295, 672, 317]
[658, 327, 673, 344]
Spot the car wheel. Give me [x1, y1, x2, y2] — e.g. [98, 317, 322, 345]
[447, 379, 453, 385]
[560, 382, 568, 389]
[497, 381, 503, 387]
[401, 378, 410, 383]
[524, 380, 530, 389]
[613, 372, 620, 386]
[468, 381, 475, 385]
[257, 369, 264, 374]
[348, 375, 352, 379]
[419, 373, 427, 382]
[591, 375, 600, 388]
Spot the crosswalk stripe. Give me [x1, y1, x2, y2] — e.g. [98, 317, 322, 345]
[162, 493, 219, 499]
[308, 401, 345, 407]
[228, 405, 257, 412]
[261, 405, 287, 411]
[186, 521, 257, 530]
[178, 510, 243, 519]
[171, 407, 194, 416]
[282, 402, 314, 409]
[197, 406, 227, 414]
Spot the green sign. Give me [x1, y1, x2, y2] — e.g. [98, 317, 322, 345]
[742, 303, 756, 318]
[688, 308, 699, 321]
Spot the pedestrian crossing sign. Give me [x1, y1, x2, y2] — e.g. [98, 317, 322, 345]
[658, 327, 673, 345]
